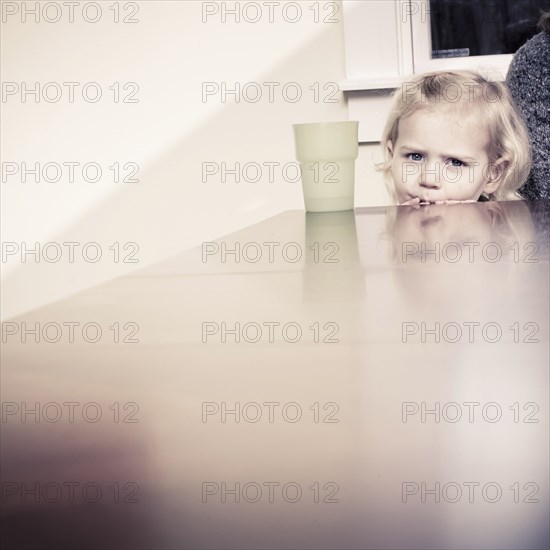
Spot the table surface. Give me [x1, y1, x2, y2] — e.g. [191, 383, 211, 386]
[1, 200, 549, 550]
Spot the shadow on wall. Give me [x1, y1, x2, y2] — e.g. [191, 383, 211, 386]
[2, 22, 366, 320]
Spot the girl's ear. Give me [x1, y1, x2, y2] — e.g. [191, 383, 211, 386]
[387, 140, 394, 155]
[483, 157, 509, 194]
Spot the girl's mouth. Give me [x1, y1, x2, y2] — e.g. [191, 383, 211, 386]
[412, 196, 433, 205]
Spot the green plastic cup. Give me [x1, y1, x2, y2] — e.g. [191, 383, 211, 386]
[293, 121, 359, 212]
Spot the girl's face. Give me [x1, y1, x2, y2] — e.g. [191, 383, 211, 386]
[388, 109, 502, 204]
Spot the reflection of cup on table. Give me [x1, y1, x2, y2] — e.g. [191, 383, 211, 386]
[293, 121, 359, 212]
[303, 210, 365, 302]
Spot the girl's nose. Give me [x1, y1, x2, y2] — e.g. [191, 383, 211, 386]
[419, 162, 442, 189]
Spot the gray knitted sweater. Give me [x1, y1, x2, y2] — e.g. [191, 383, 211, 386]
[506, 31, 550, 200]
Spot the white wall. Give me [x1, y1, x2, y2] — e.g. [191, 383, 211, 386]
[1, 0, 388, 320]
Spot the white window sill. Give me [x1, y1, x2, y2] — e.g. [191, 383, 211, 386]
[341, 55, 512, 93]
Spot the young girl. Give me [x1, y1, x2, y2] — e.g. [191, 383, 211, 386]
[379, 70, 532, 205]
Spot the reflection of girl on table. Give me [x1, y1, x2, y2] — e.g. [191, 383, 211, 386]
[379, 70, 532, 205]
[384, 200, 535, 263]
[383, 201, 536, 315]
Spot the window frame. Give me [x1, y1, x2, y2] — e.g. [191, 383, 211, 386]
[340, 0, 515, 141]
[341, 0, 513, 92]
[410, 0, 513, 79]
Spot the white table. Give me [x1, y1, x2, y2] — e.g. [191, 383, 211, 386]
[1, 200, 549, 549]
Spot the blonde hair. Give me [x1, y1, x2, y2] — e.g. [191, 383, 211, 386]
[379, 70, 532, 203]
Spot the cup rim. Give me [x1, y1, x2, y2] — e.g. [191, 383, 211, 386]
[292, 120, 359, 129]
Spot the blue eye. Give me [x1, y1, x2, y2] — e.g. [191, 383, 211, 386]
[449, 158, 465, 167]
[408, 153, 423, 161]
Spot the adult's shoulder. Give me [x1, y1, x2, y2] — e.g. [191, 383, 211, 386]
[506, 30, 550, 201]
[507, 32, 550, 83]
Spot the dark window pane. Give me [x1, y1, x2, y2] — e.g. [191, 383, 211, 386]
[429, 0, 549, 58]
